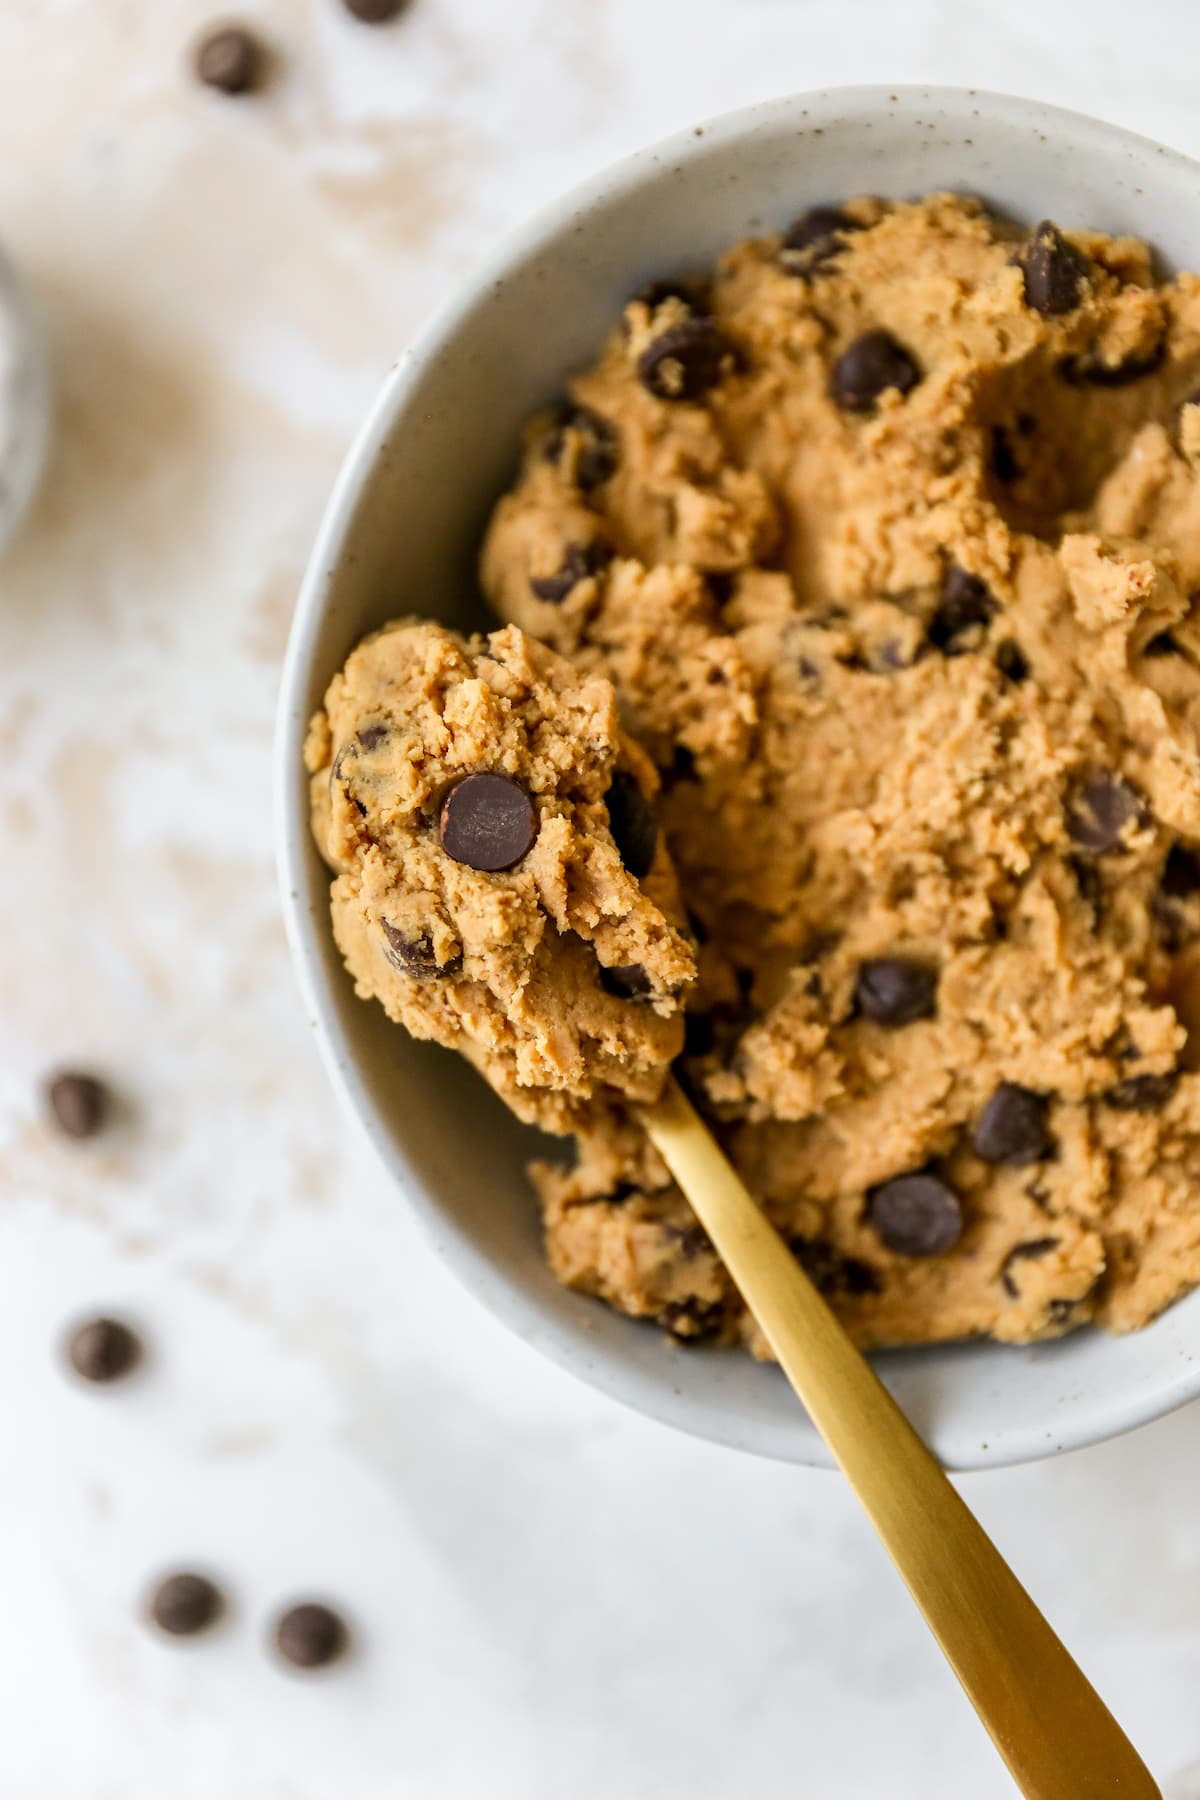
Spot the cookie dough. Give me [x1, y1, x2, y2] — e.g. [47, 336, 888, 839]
[306, 620, 695, 1131]
[477, 193, 1200, 1353]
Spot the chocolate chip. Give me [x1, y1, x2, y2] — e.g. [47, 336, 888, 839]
[341, 0, 409, 20]
[67, 1317, 142, 1383]
[1066, 773, 1147, 853]
[854, 957, 937, 1026]
[831, 330, 920, 413]
[194, 25, 266, 94]
[1000, 1237, 1059, 1298]
[274, 1602, 348, 1670]
[356, 724, 388, 751]
[637, 317, 737, 401]
[791, 1236, 881, 1298]
[380, 921, 459, 978]
[868, 1173, 963, 1257]
[46, 1071, 110, 1140]
[149, 1573, 224, 1637]
[660, 1298, 725, 1342]
[1104, 1072, 1177, 1111]
[929, 565, 995, 655]
[599, 962, 653, 999]
[1046, 1297, 1080, 1326]
[543, 404, 619, 491]
[780, 205, 864, 275]
[529, 537, 612, 604]
[1016, 221, 1090, 315]
[995, 639, 1029, 683]
[634, 276, 712, 315]
[439, 773, 538, 872]
[605, 771, 658, 878]
[1163, 843, 1200, 897]
[784, 205, 860, 253]
[1059, 339, 1165, 386]
[972, 1083, 1051, 1165]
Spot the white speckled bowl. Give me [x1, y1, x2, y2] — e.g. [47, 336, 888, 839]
[278, 86, 1200, 1470]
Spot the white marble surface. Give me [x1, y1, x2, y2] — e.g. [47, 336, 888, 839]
[3, 2, 1200, 1795]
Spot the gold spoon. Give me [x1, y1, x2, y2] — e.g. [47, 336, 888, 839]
[643, 1076, 1160, 1800]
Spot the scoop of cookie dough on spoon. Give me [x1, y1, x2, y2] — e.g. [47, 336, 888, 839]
[306, 620, 695, 1131]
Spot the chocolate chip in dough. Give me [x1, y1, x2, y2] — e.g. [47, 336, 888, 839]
[529, 537, 612, 604]
[780, 205, 864, 274]
[1058, 339, 1165, 387]
[439, 774, 538, 872]
[149, 1573, 224, 1638]
[194, 25, 266, 94]
[380, 921, 459, 978]
[340, 0, 409, 20]
[791, 1236, 881, 1299]
[356, 724, 388, 751]
[67, 1317, 142, 1384]
[634, 275, 713, 315]
[46, 1071, 110, 1140]
[1104, 1071, 1178, 1112]
[637, 317, 737, 401]
[830, 329, 921, 413]
[599, 962, 654, 1000]
[972, 1083, 1051, 1166]
[868, 1173, 963, 1258]
[929, 566, 995, 655]
[660, 1298, 726, 1343]
[999, 1237, 1059, 1298]
[542, 404, 619, 491]
[605, 771, 658, 878]
[1066, 773, 1147, 853]
[1015, 221, 1089, 316]
[854, 957, 937, 1026]
[274, 1602, 349, 1670]
[995, 638, 1030, 683]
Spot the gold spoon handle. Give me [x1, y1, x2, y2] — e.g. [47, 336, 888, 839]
[643, 1077, 1160, 1800]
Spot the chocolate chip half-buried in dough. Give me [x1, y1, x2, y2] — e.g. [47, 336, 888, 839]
[783, 204, 862, 253]
[999, 1237, 1059, 1298]
[380, 920, 460, 978]
[148, 1572, 224, 1637]
[542, 403, 619, 491]
[995, 638, 1030, 683]
[868, 1173, 963, 1258]
[439, 773, 538, 872]
[1104, 1071, 1178, 1111]
[1066, 772, 1147, 853]
[633, 276, 713, 315]
[604, 771, 658, 878]
[636, 316, 736, 401]
[830, 329, 921, 413]
[929, 566, 995, 655]
[854, 956, 937, 1026]
[529, 537, 612, 604]
[1015, 220, 1090, 316]
[972, 1082, 1051, 1165]
[599, 961, 653, 999]
[46, 1069, 110, 1139]
[193, 25, 266, 94]
[274, 1602, 349, 1670]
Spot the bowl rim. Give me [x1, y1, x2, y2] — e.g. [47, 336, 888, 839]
[276, 83, 1200, 1471]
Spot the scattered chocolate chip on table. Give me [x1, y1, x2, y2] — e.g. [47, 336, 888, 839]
[193, 24, 267, 95]
[45, 1070, 110, 1139]
[148, 1573, 225, 1637]
[274, 1602, 349, 1670]
[66, 1317, 142, 1384]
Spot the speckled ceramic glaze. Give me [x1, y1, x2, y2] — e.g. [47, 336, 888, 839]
[278, 86, 1200, 1470]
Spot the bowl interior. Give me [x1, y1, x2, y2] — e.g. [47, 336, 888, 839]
[278, 85, 1200, 1469]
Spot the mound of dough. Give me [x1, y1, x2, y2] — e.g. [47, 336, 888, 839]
[480, 193, 1200, 1353]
